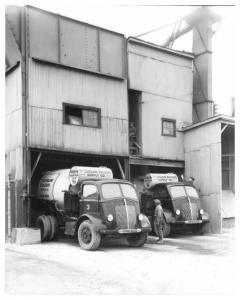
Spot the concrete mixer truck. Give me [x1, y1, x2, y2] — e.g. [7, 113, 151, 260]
[140, 173, 209, 237]
[33, 166, 151, 250]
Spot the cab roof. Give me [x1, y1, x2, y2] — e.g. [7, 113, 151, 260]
[79, 178, 133, 185]
[148, 181, 195, 189]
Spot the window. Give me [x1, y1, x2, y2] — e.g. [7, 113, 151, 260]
[83, 185, 98, 198]
[120, 184, 138, 200]
[170, 186, 186, 198]
[185, 186, 199, 198]
[222, 156, 235, 190]
[63, 103, 101, 128]
[101, 183, 122, 199]
[162, 118, 176, 137]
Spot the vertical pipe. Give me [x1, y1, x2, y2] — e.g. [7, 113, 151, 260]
[20, 6, 27, 227]
[116, 158, 126, 180]
[124, 158, 130, 181]
[7, 173, 12, 239]
[15, 180, 18, 227]
[97, 29, 101, 72]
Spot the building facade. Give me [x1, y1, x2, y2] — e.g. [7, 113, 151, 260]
[5, 5, 235, 234]
[183, 115, 235, 232]
[127, 38, 194, 191]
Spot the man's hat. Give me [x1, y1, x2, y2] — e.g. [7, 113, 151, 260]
[154, 199, 161, 205]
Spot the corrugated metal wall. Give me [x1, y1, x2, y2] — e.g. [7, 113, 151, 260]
[5, 65, 23, 180]
[28, 60, 128, 156]
[128, 41, 193, 161]
[184, 121, 222, 233]
[27, 6, 126, 78]
[5, 65, 25, 229]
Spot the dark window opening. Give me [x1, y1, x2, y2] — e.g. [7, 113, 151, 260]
[221, 125, 235, 191]
[222, 156, 235, 191]
[162, 118, 176, 137]
[63, 103, 101, 128]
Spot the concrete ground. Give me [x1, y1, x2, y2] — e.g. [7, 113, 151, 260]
[5, 228, 236, 295]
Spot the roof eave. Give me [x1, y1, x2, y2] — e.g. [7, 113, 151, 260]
[127, 36, 194, 59]
[182, 114, 235, 131]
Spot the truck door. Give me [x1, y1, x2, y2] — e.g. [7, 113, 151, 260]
[80, 184, 99, 217]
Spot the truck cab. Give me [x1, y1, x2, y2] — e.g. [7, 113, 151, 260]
[35, 167, 151, 250]
[140, 174, 209, 237]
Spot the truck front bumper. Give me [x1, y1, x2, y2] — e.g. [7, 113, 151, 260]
[172, 219, 209, 225]
[99, 227, 150, 235]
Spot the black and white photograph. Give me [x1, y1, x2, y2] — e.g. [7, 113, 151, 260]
[3, 0, 237, 296]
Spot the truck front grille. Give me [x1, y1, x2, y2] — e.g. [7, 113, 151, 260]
[181, 202, 198, 220]
[115, 205, 136, 229]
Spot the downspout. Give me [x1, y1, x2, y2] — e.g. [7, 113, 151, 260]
[21, 6, 31, 227]
[116, 158, 126, 180]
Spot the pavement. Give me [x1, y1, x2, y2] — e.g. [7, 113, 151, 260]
[5, 227, 236, 295]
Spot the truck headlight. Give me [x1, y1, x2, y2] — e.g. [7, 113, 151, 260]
[138, 214, 144, 221]
[200, 209, 204, 215]
[175, 209, 181, 215]
[107, 214, 113, 222]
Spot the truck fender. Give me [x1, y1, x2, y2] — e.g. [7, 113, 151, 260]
[75, 214, 107, 236]
[163, 209, 175, 224]
[140, 214, 152, 231]
[201, 211, 209, 222]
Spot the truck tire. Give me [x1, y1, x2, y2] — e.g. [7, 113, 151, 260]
[153, 218, 171, 237]
[127, 232, 148, 247]
[36, 215, 51, 241]
[77, 220, 101, 251]
[47, 215, 58, 241]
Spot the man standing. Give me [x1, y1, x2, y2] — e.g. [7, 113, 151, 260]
[154, 199, 164, 243]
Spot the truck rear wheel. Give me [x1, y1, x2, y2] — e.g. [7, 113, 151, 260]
[36, 215, 51, 241]
[127, 232, 148, 247]
[77, 220, 101, 251]
[48, 215, 58, 241]
[153, 218, 171, 238]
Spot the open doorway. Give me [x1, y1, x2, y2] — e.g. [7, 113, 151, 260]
[128, 89, 142, 156]
[221, 124, 235, 227]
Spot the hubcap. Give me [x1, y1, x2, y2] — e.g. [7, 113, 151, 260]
[81, 227, 92, 244]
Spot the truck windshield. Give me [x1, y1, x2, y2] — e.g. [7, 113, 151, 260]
[170, 186, 186, 198]
[101, 183, 122, 199]
[101, 183, 138, 200]
[120, 184, 138, 200]
[185, 186, 199, 198]
[170, 185, 199, 199]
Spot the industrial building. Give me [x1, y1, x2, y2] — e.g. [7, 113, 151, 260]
[5, 5, 235, 237]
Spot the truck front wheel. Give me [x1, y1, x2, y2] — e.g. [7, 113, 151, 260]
[77, 220, 101, 250]
[127, 232, 148, 247]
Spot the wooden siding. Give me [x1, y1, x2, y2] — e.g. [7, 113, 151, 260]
[5, 64, 22, 115]
[184, 122, 222, 233]
[141, 92, 187, 160]
[128, 42, 193, 160]
[128, 43, 193, 101]
[27, 6, 126, 78]
[5, 110, 22, 152]
[5, 65, 23, 181]
[28, 60, 128, 155]
[5, 65, 23, 152]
